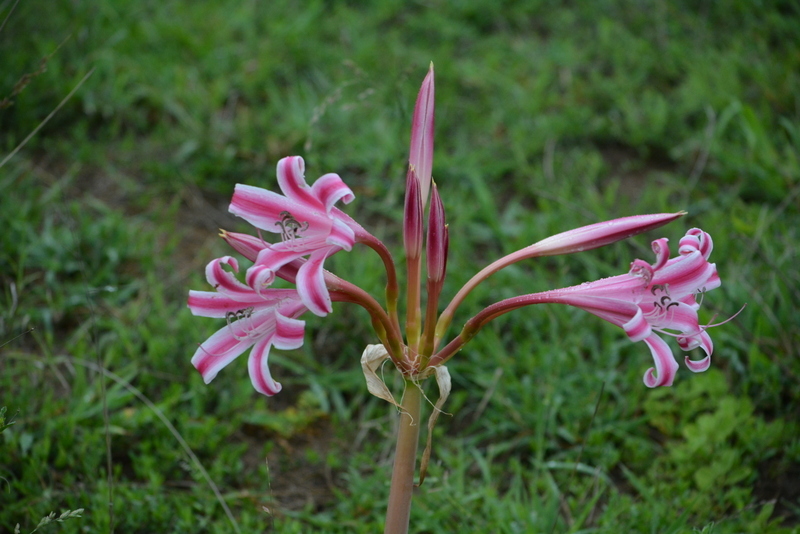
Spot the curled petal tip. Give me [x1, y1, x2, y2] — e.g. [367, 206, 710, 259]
[685, 354, 711, 373]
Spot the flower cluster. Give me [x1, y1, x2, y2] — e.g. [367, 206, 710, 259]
[188, 65, 731, 396]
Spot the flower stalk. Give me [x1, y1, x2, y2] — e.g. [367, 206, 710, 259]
[383, 381, 422, 534]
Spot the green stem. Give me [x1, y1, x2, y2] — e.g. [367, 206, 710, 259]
[383, 381, 423, 534]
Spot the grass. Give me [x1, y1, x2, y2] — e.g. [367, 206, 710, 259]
[2, 0, 799, 532]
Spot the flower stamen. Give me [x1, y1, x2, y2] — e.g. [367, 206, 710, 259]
[275, 210, 309, 248]
[225, 306, 259, 341]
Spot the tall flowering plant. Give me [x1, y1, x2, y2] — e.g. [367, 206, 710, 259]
[188, 65, 731, 534]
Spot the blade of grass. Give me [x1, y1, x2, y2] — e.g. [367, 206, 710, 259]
[0, 67, 95, 170]
[548, 381, 605, 534]
[7, 352, 242, 534]
[0, 327, 34, 349]
[0, 0, 20, 34]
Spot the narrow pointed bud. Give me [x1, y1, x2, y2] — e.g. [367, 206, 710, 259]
[420, 182, 448, 358]
[403, 168, 423, 259]
[523, 212, 686, 257]
[220, 229, 265, 262]
[426, 182, 448, 284]
[409, 63, 435, 205]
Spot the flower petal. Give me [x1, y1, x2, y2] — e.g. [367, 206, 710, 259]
[550, 294, 643, 330]
[273, 312, 306, 350]
[640, 299, 703, 336]
[191, 325, 255, 383]
[642, 334, 679, 387]
[188, 290, 265, 318]
[230, 183, 330, 239]
[622, 307, 652, 342]
[246, 247, 305, 290]
[650, 238, 670, 270]
[327, 218, 355, 250]
[681, 330, 713, 372]
[296, 247, 335, 316]
[245, 263, 276, 294]
[276, 156, 319, 207]
[652, 250, 717, 298]
[206, 257, 255, 300]
[247, 334, 282, 396]
[311, 172, 355, 213]
[685, 228, 713, 259]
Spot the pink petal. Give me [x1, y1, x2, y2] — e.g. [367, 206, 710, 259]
[681, 330, 713, 372]
[275, 258, 304, 284]
[685, 228, 713, 259]
[652, 250, 717, 298]
[191, 325, 255, 383]
[206, 257, 255, 300]
[245, 263, 275, 294]
[188, 290, 265, 318]
[247, 334, 282, 396]
[701, 267, 721, 292]
[311, 172, 355, 213]
[273, 313, 306, 350]
[331, 207, 373, 243]
[230, 184, 330, 239]
[247, 247, 305, 287]
[548, 294, 642, 330]
[650, 238, 670, 270]
[622, 307, 652, 342]
[296, 247, 335, 316]
[640, 299, 702, 336]
[276, 156, 319, 207]
[642, 334, 679, 387]
[552, 272, 646, 300]
[327, 218, 355, 250]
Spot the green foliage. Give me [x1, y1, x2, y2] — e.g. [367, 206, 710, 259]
[2, 0, 799, 532]
[0, 406, 16, 434]
[644, 371, 795, 518]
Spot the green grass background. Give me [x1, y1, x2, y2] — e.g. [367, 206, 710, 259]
[2, 0, 799, 532]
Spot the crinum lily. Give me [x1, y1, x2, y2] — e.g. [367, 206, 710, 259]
[430, 228, 723, 388]
[188, 63, 735, 534]
[229, 156, 355, 317]
[188, 256, 307, 396]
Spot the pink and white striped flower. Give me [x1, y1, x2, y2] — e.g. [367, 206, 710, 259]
[188, 256, 307, 396]
[432, 229, 723, 387]
[229, 156, 355, 317]
[524, 229, 719, 387]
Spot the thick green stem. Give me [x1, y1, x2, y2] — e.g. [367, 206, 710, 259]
[383, 381, 423, 534]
